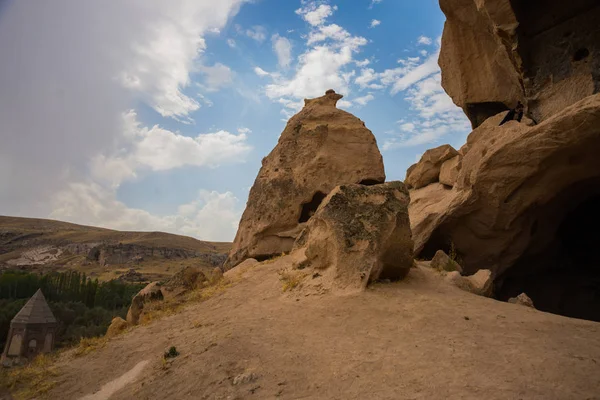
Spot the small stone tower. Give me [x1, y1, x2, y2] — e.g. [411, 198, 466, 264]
[1, 289, 57, 366]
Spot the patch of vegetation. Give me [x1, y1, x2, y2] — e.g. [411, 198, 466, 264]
[73, 336, 109, 357]
[0, 270, 144, 349]
[0, 354, 59, 400]
[263, 252, 287, 265]
[278, 269, 304, 292]
[163, 346, 179, 359]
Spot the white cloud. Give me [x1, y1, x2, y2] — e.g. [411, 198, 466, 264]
[355, 68, 384, 90]
[237, 127, 252, 134]
[199, 63, 234, 92]
[50, 184, 242, 242]
[90, 111, 252, 188]
[0, 0, 245, 222]
[337, 99, 353, 109]
[272, 34, 292, 68]
[246, 25, 267, 42]
[295, 3, 336, 26]
[264, 5, 368, 107]
[227, 38, 237, 48]
[369, 0, 383, 9]
[354, 93, 375, 106]
[389, 53, 439, 94]
[400, 122, 415, 132]
[370, 19, 381, 28]
[254, 67, 270, 77]
[355, 58, 370, 67]
[417, 35, 433, 45]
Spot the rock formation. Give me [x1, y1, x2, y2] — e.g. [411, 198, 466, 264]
[291, 182, 413, 293]
[410, 0, 600, 323]
[405, 145, 458, 189]
[224, 90, 385, 270]
[430, 250, 462, 273]
[126, 282, 164, 325]
[508, 293, 535, 308]
[439, 0, 599, 127]
[445, 269, 494, 297]
[105, 317, 129, 338]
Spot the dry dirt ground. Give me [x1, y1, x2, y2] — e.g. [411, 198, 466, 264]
[44, 257, 600, 400]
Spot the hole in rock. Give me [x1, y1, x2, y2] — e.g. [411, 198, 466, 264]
[573, 48, 590, 61]
[497, 192, 600, 322]
[299, 192, 326, 223]
[359, 179, 382, 186]
[465, 102, 510, 128]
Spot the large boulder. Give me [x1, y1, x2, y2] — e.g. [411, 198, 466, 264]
[105, 317, 129, 338]
[292, 181, 413, 293]
[430, 250, 463, 273]
[405, 145, 458, 189]
[224, 90, 385, 270]
[439, 155, 461, 187]
[126, 282, 164, 325]
[439, 0, 600, 127]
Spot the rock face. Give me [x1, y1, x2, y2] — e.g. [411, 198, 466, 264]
[292, 182, 413, 293]
[105, 317, 129, 338]
[126, 282, 164, 325]
[405, 145, 458, 189]
[439, 0, 600, 127]
[409, 94, 600, 321]
[224, 90, 385, 270]
[508, 293, 535, 308]
[430, 250, 463, 273]
[439, 156, 461, 187]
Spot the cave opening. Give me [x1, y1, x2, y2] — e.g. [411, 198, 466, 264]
[359, 179, 382, 186]
[497, 193, 600, 322]
[465, 102, 510, 129]
[299, 191, 326, 223]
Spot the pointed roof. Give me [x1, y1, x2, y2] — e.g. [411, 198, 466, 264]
[11, 289, 57, 325]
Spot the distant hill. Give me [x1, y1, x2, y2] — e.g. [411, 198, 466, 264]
[0, 216, 231, 282]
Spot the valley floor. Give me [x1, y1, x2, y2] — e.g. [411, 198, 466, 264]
[45, 258, 600, 400]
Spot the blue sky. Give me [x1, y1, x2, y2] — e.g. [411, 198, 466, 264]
[0, 0, 470, 241]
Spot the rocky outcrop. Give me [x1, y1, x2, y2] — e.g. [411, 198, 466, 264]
[439, 0, 600, 127]
[291, 182, 413, 293]
[445, 269, 494, 297]
[105, 317, 129, 338]
[224, 90, 385, 270]
[163, 267, 207, 290]
[430, 250, 462, 273]
[405, 145, 458, 189]
[439, 156, 461, 187]
[411, 95, 600, 274]
[508, 293, 535, 308]
[126, 282, 164, 325]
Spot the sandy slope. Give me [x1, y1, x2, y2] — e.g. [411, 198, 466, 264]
[47, 258, 600, 400]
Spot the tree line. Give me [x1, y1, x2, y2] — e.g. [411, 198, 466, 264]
[0, 270, 144, 349]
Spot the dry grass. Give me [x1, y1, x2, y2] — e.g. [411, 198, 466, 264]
[278, 269, 305, 292]
[0, 354, 60, 400]
[262, 252, 288, 265]
[73, 336, 109, 357]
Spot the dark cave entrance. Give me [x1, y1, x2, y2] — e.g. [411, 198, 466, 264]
[299, 191, 326, 223]
[497, 192, 600, 322]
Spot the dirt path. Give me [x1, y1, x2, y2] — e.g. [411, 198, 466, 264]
[48, 258, 600, 400]
[79, 360, 149, 400]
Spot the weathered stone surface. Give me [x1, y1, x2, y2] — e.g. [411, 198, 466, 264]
[410, 94, 600, 281]
[445, 269, 493, 297]
[105, 317, 129, 338]
[468, 270, 493, 297]
[292, 181, 413, 293]
[508, 293, 535, 308]
[439, 0, 600, 127]
[223, 258, 259, 280]
[163, 267, 206, 291]
[430, 250, 463, 273]
[224, 90, 385, 270]
[405, 145, 458, 189]
[126, 282, 164, 325]
[439, 155, 461, 187]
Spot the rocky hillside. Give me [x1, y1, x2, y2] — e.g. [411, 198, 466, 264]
[0, 216, 230, 282]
